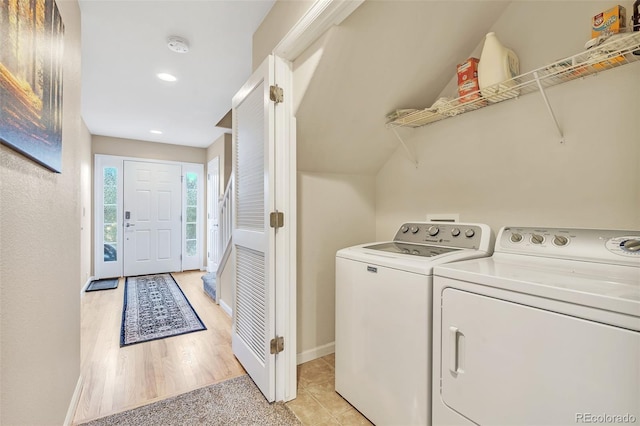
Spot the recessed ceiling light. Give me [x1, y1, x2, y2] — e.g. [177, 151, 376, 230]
[157, 73, 177, 82]
[150, 130, 163, 135]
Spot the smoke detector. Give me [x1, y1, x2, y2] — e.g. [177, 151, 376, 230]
[167, 36, 189, 53]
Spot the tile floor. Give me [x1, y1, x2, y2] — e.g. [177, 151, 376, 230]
[286, 354, 373, 426]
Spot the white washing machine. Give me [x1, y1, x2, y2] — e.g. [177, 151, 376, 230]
[432, 226, 640, 426]
[335, 222, 493, 426]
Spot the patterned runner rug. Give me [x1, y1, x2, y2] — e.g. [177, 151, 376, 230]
[121, 273, 206, 346]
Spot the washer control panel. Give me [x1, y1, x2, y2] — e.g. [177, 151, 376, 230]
[498, 226, 640, 266]
[393, 222, 492, 251]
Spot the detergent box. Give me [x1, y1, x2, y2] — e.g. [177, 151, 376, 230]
[457, 58, 482, 104]
[592, 5, 626, 38]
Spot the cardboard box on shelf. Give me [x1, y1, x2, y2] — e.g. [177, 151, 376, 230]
[457, 58, 484, 104]
[592, 5, 626, 38]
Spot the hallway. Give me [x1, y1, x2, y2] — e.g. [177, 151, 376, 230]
[73, 271, 245, 424]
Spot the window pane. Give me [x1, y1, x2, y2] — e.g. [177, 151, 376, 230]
[103, 167, 119, 263]
[187, 189, 197, 206]
[186, 240, 196, 256]
[104, 243, 117, 262]
[104, 167, 117, 186]
[104, 185, 117, 205]
[187, 206, 197, 222]
[104, 205, 117, 224]
[104, 224, 117, 242]
[186, 223, 196, 239]
[186, 173, 197, 190]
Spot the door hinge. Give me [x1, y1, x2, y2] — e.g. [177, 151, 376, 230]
[270, 336, 284, 354]
[269, 211, 284, 229]
[269, 85, 283, 104]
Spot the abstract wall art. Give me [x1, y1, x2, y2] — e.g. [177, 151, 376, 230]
[0, 0, 64, 173]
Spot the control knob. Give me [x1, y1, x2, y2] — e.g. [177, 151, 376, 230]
[451, 228, 461, 237]
[531, 234, 545, 245]
[400, 225, 409, 233]
[510, 233, 523, 243]
[623, 239, 640, 252]
[465, 229, 475, 238]
[427, 226, 439, 236]
[410, 226, 419, 234]
[553, 235, 569, 246]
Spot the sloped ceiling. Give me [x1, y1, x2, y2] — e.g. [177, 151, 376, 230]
[295, 0, 511, 174]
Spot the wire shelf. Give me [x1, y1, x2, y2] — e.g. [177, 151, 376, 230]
[387, 32, 640, 128]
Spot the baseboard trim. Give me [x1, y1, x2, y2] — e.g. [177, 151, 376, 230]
[81, 276, 95, 294]
[220, 299, 232, 317]
[296, 342, 335, 365]
[64, 375, 84, 426]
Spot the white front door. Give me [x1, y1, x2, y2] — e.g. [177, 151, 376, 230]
[123, 160, 182, 276]
[207, 157, 220, 272]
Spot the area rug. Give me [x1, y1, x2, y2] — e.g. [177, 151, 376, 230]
[86, 278, 119, 292]
[78, 375, 301, 426]
[120, 273, 206, 346]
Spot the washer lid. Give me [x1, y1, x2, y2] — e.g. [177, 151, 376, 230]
[364, 242, 457, 258]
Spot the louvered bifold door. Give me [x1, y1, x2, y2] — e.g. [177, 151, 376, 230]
[231, 55, 276, 402]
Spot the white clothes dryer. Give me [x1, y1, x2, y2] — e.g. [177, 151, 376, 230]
[335, 222, 493, 426]
[432, 226, 640, 426]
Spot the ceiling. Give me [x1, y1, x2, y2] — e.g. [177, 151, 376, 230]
[79, 0, 275, 148]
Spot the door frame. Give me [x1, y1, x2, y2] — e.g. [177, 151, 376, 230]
[206, 156, 220, 273]
[94, 154, 204, 279]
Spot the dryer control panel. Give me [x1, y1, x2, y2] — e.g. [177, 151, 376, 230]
[497, 226, 640, 266]
[393, 222, 492, 252]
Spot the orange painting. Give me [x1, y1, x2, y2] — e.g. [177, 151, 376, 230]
[0, 0, 64, 172]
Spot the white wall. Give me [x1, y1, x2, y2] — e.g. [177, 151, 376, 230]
[0, 0, 88, 423]
[206, 132, 232, 194]
[376, 1, 640, 238]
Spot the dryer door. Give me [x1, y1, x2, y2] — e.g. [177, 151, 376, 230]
[440, 288, 640, 425]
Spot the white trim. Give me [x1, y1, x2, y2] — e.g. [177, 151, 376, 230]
[81, 276, 95, 293]
[273, 56, 297, 403]
[273, 0, 364, 61]
[297, 342, 335, 365]
[220, 299, 233, 317]
[63, 375, 84, 426]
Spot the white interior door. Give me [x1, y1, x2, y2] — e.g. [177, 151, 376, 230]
[207, 157, 220, 272]
[123, 160, 182, 276]
[232, 55, 277, 401]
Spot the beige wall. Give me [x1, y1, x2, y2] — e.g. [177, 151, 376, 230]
[376, 1, 640, 238]
[289, 0, 639, 360]
[0, 0, 88, 423]
[93, 135, 207, 164]
[296, 172, 376, 355]
[80, 120, 93, 285]
[252, 0, 315, 70]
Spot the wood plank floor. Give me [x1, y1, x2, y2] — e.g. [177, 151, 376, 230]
[73, 270, 245, 424]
